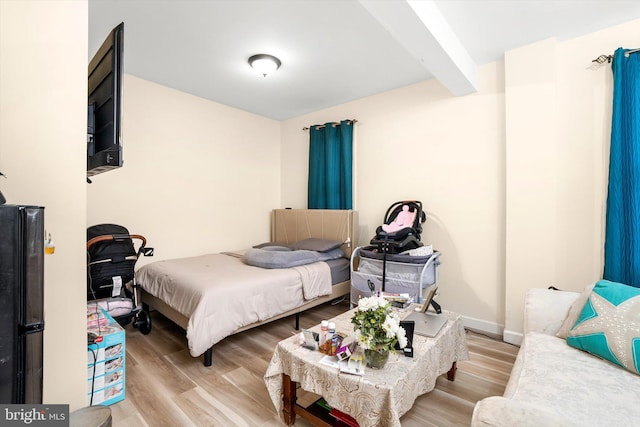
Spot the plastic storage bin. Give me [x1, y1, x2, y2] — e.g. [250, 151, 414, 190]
[87, 307, 125, 406]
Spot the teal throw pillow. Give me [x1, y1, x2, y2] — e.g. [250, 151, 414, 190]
[566, 279, 640, 375]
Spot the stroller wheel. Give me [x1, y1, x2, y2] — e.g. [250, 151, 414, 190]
[134, 310, 152, 335]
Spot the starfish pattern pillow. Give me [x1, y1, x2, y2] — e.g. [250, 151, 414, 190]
[566, 279, 640, 375]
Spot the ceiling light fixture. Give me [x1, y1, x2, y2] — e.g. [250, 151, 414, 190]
[248, 54, 281, 77]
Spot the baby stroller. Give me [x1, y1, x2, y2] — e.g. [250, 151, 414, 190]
[87, 224, 153, 334]
[370, 200, 426, 254]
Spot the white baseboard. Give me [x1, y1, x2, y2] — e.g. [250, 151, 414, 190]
[460, 315, 504, 341]
[459, 315, 523, 346]
[502, 329, 523, 346]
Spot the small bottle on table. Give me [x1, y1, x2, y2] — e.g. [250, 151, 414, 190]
[326, 322, 336, 355]
[319, 320, 329, 353]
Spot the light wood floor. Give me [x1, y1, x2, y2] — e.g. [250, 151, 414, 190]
[109, 299, 518, 426]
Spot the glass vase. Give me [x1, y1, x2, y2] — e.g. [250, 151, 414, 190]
[364, 348, 390, 369]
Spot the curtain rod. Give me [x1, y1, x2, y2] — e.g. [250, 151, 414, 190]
[592, 48, 639, 65]
[302, 119, 358, 131]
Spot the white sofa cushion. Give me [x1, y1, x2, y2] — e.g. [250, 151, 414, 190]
[524, 288, 580, 336]
[506, 332, 640, 426]
[471, 396, 573, 426]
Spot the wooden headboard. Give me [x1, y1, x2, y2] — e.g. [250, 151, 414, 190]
[271, 209, 358, 258]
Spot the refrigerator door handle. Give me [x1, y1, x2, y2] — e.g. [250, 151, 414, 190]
[20, 322, 45, 335]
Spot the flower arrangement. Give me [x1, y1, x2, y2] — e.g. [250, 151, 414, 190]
[351, 296, 407, 353]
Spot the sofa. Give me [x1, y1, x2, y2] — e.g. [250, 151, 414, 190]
[471, 284, 640, 426]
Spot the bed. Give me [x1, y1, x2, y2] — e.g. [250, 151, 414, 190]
[137, 209, 358, 366]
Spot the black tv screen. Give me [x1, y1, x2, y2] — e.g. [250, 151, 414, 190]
[88, 22, 124, 178]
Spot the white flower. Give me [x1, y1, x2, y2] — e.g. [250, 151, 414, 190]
[355, 330, 371, 349]
[357, 297, 375, 311]
[397, 327, 408, 349]
[357, 295, 390, 312]
[382, 315, 400, 338]
[377, 297, 391, 309]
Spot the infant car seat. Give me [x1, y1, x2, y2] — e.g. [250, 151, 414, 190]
[370, 200, 426, 254]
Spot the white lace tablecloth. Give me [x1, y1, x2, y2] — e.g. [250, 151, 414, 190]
[264, 308, 469, 427]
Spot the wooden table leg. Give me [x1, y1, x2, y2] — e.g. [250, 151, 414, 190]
[282, 374, 297, 426]
[446, 361, 457, 381]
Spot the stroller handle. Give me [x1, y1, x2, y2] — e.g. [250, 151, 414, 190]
[87, 234, 147, 250]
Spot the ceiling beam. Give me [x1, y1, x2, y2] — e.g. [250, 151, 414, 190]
[359, 0, 478, 96]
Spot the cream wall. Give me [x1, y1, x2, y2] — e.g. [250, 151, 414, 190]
[503, 20, 640, 343]
[504, 38, 559, 343]
[0, 0, 87, 410]
[86, 75, 281, 263]
[281, 63, 506, 334]
[281, 19, 640, 341]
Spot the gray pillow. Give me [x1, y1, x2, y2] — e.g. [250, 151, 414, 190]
[261, 245, 292, 252]
[290, 238, 343, 252]
[252, 242, 291, 249]
[243, 246, 344, 269]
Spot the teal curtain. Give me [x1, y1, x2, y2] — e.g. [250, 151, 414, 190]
[308, 120, 353, 209]
[604, 48, 640, 287]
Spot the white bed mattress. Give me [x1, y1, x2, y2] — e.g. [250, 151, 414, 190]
[136, 249, 332, 356]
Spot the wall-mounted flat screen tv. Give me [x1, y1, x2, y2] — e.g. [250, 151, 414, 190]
[87, 22, 124, 178]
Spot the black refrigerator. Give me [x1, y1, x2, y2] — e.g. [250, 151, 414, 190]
[0, 205, 45, 404]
